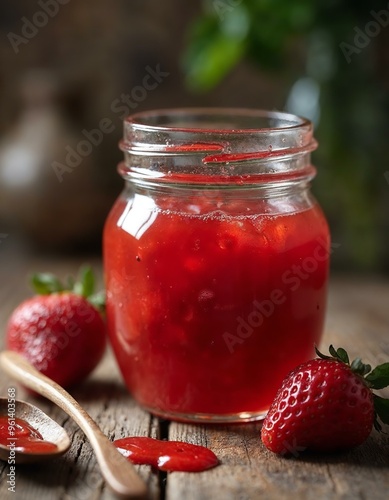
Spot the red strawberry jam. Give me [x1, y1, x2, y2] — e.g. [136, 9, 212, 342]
[0, 416, 57, 453]
[104, 186, 330, 421]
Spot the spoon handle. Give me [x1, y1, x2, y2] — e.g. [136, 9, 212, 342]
[0, 351, 147, 500]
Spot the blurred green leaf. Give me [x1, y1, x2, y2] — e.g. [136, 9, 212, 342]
[183, 0, 317, 90]
[31, 273, 64, 295]
[183, 15, 246, 92]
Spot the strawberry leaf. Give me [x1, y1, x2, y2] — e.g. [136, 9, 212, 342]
[315, 345, 332, 360]
[336, 347, 349, 364]
[88, 291, 106, 314]
[328, 345, 350, 364]
[81, 266, 95, 297]
[365, 363, 389, 390]
[350, 357, 371, 376]
[30, 265, 105, 312]
[31, 273, 64, 295]
[329, 345, 339, 359]
[319, 345, 350, 364]
[66, 275, 75, 290]
[74, 266, 95, 298]
[373, 395, 389, 426]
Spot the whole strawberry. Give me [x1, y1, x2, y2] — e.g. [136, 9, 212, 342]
[261, 346, 389, 455]
[6, 266, 106, 388]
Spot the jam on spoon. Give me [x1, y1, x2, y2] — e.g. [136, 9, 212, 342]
[0, 415, 58, 454]
[114, 436, 219, 472]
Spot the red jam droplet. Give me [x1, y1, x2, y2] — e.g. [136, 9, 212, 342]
[0, 416, 58, 454]
[114, 436, 219, 472]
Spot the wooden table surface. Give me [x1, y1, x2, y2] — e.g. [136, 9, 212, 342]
[0, 248, 389, 500]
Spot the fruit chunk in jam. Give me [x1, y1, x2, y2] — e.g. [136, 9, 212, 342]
[104, 191, 330, 421]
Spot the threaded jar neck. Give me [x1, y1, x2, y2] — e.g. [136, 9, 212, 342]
[119, 108, 318, 186]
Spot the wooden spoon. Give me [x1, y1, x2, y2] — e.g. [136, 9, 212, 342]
[0, 351, 147, 500]
[0, 398, 71, 463]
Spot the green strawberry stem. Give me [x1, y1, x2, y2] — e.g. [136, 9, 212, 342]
[30, 265, 106, 314]
[315, 345, 389, 432]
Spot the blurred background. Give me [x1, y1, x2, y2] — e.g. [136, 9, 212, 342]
[0, 0, 388, 273]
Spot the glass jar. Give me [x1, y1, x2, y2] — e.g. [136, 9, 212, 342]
[103, 108, 330, 423]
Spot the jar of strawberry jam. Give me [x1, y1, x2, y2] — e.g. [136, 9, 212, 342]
[103, 108, 330, 423]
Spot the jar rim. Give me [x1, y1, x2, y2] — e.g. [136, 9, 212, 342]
[125, 107, 312, 135]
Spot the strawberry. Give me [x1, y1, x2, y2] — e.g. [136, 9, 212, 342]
[261, 345, 389, 455]
[6, 266, 106, 388]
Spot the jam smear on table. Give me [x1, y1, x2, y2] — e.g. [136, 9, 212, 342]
[114, 436, 219, 472]
[0, 415, 58, 453]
